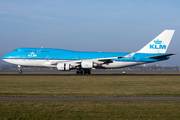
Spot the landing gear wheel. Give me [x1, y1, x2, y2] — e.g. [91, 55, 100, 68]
[19, 70, 22, 74]
[18, 65, 22, 74]
[76, 70, 83, 74]
[83, 70, 91, 74]
[76, 69, 91, 75]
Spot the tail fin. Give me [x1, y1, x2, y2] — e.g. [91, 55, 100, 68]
[137, 30, 175, 53]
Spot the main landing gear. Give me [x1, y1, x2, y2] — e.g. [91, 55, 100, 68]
[76, 69, 91, 74]
[18, 65, 22, 74]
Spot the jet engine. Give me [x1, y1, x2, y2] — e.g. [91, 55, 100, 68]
[81, 61, 93, 69]
[57, 63, 70, 71]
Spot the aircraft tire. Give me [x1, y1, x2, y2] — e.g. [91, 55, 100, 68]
[19, 70, 22, 74]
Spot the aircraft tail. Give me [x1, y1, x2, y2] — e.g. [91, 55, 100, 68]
[137, 30, 175, 53]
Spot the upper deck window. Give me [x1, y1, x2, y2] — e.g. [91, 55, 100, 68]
[41, 51, 51, 52]
[25, 50, 37, 52]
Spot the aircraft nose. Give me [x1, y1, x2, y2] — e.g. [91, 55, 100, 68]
[2, 54, 9, 60]
[1, 53, 13, 63]
[2, 54, 6, 59]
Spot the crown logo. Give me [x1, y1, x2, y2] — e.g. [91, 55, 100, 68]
[154, 39, 162, 44]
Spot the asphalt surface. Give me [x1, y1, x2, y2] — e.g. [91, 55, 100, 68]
[0, 74, 180, 76]
[1, 97, 180, 101]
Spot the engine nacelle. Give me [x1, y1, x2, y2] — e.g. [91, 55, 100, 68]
[81, 61, 93, 69]
[57, 63, 70, 71]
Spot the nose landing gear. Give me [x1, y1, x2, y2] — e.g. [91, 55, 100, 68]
[18, 65, 22, 74]
[19, 70, 22, 74]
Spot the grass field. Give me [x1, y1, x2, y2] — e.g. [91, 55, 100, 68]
[1, 101, 180, 120]
[0, 75, 180, 97]
[1, 73, 180, 119]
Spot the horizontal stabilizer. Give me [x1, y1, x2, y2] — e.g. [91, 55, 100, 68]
[146, 53, 177, 59]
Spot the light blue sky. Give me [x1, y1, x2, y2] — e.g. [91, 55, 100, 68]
[0, 0, 180, 66]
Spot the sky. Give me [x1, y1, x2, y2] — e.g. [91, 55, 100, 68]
[0, 0, 180, 66]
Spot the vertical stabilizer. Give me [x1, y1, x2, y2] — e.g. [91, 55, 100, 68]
[137, 30, 175, 53]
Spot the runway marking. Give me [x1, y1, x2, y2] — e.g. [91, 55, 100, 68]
[1, 97, 180, 101]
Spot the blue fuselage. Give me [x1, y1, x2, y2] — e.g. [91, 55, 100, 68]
[2, 48, 169, 63]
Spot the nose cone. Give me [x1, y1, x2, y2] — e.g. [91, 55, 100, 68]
[2, 52, 16, 64]
[2, 54, 7, 59]
[2, 53, 14, 60]
[2, 54, 9, 62]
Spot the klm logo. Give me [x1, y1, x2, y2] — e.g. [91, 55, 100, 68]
[150, 39, 166, 49]
[85, 64, 88, 66]
[28, 52, 37, 57]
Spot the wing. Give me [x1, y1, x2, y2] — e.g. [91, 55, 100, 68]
[51, 56, 124, 65]
[96, 56, 124, 61]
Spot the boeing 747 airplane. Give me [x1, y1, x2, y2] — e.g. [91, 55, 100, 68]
[2, 30, 176, 74]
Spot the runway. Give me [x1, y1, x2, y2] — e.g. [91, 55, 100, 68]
[1, 97, 180, 101]
[0, 74, 180, 76]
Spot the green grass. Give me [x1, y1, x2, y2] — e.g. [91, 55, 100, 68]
[1, 75, 180, 119]
[0, 76, 180, 97]
[0, 101, 180, 120]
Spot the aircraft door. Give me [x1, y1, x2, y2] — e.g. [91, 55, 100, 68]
[136, 58, 140, 63]
[23, 54, 26, 61]
[46, 55, 49, 61]
[37, 49, 41, 54]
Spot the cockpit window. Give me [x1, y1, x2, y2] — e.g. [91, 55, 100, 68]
[13, 49, 17, 51]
